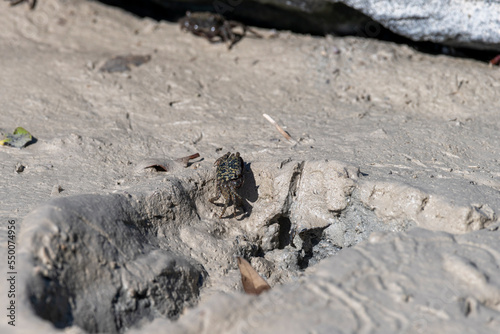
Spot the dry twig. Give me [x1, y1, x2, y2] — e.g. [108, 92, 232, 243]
[263, 113, 297, 144]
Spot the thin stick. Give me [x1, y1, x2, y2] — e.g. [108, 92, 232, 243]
[263, 114, 297, 144]
[175, 153, 200, 167]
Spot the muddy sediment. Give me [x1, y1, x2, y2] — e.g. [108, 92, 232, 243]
[1, 0, 499, 333]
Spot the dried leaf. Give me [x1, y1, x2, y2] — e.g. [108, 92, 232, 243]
[141, 159, 170, 172]
[175, 153, 200, 167]
[136, 153, 200, 173]
[0, 127, 33, 148]
[237, 257, 271, 295]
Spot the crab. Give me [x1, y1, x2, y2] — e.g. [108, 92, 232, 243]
[210, 152, 245, 218]
[179, 11, 261, 49]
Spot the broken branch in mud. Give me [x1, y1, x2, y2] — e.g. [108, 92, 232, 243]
[263, 113, 297, 145]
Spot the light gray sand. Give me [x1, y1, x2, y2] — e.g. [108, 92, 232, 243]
[1, 1, 499, 333]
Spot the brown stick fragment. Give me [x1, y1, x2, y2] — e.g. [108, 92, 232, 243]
[237, 257, 271, 295]
[175, 153, 200, 167]
[263, 113, 297, 144]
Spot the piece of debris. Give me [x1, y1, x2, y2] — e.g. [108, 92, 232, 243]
[175, 153, 201, 167]
[136, 153, 200, 173]
[237, 257, 271, 295]
[6, 0, 36, 9]
[179, 11, 262, 49]
[263, 113, 297, 144]
[99, 54, 151, 73]
[51, 185, 64, 196]
[15, 162, 25, 173]
[489, 54, 500, 66]
[0, 127, 33, 148]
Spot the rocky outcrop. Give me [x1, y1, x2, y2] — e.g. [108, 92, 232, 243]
[152, 0, 500, 51]
[18, 193, 205, 333]
[329, 0, 500, 51]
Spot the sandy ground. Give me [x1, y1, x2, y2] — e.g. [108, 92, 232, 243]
[1, 0, 500, 333]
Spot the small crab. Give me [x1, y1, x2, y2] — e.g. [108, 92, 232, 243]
[210, 152, 245, 218]
[179, 11, 261, 49]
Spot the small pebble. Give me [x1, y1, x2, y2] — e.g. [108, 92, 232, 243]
[15, 163, 25, 173]
[51, 185, 64, 196]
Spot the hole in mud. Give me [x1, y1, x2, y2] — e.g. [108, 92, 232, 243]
[297, 227, 329, 269]
[277, 216, 291, 249]
[265, 214, 292, 250]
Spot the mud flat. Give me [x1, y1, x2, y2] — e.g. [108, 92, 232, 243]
[1, 0, 499, 333]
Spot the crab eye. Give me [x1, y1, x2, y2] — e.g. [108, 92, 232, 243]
[211, 27, 215, 32]
[194, 24, 199, 30]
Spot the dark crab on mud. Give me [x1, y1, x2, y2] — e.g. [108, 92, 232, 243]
[179, 11, 262, 49]
[210, 152, 245, 218]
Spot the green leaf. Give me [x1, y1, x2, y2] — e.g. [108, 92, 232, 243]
[0, 127, 33, 148]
